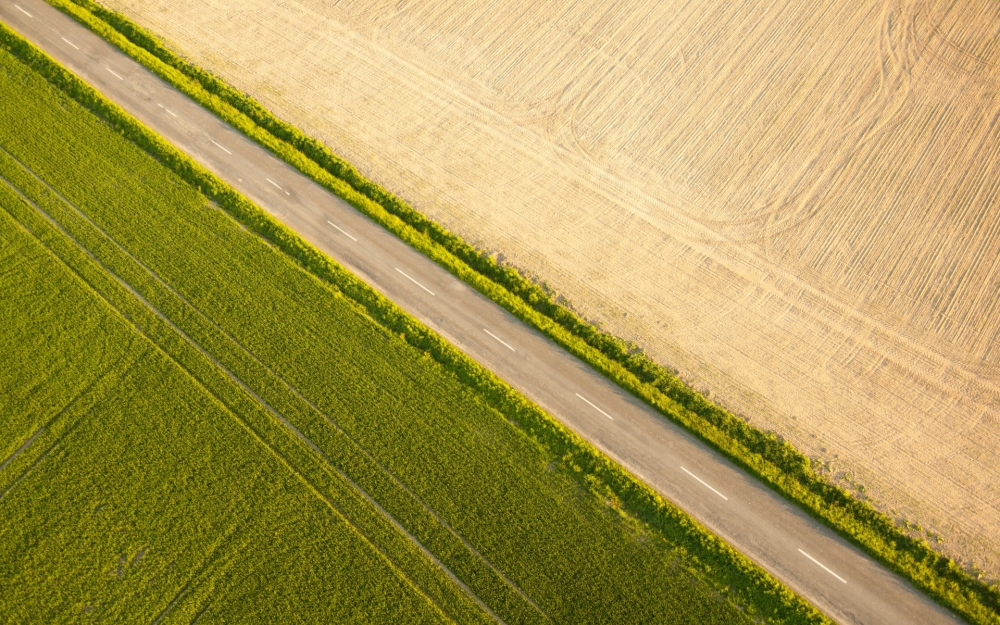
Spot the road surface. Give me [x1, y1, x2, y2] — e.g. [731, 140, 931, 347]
[0, 2, 967, 623]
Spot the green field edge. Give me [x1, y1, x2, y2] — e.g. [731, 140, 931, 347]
[0, 165, 485, 625]
[40, 2, 1000, 623]
[0, 11, 924, 623]
[0, 141, 537, 625]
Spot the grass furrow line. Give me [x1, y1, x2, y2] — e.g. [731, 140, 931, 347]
[0, 428, 43, 475]
[0, 193, 145, 493]
[5, 210, 460, 625]
[0, 317, 138, 502]
[0, 351, 126, 489]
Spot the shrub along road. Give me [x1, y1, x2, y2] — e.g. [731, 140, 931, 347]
[0, 1, 967, 623]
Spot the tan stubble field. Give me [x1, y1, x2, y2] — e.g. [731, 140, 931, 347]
[100, 0, 1000, 577]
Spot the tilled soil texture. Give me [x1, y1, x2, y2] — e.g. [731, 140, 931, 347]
[99, 0, 1000, 577]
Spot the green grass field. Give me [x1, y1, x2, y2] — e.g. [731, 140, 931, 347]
[0, 168, 459, 622]
[0, 33, 777, 624]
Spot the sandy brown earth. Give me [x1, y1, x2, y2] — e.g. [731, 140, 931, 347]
[98, 0, 1000, 577]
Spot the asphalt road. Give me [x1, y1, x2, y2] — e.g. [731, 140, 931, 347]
[0, 2, 968, 624]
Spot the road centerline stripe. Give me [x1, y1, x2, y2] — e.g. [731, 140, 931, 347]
[798, 549, 848, 584]
[165, 109, 177, 118]
[680, 466, 729, 501]
[106, 67, 124, 80]
[210, 139, 232, 155]
[483, 328, 515, 352]
[327, 220, 358, 241]
[266, 177, 283, 190]
[395, 268, 435, 295]
[575, 393, 613, 420]
[61, 37, 79, 50]
[14, 4, 32, 17]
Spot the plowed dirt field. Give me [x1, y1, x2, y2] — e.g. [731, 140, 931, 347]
[100, 0, 1000, 577]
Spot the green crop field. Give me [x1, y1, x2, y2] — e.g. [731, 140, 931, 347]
[0, 25, 828, 625]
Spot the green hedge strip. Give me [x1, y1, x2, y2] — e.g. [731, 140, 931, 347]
[34, 3, 1000, 623]
[0, 18, 830, 625]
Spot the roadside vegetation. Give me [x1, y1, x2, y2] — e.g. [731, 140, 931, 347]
[35, 1, 1000, 623]
[0, 23, 828, 624]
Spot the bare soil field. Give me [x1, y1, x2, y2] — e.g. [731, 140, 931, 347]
[99, 0, 1000, 577]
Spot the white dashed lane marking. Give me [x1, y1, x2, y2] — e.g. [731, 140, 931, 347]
[576, 393, 613, 420]
[210, 139, 232, 155]
[680, 466, 729, 501]
[484, 328, 515, 352]
[799, 549, 848, 584]
[395, 268, 435, 296]
[327, 220, 357, 242]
